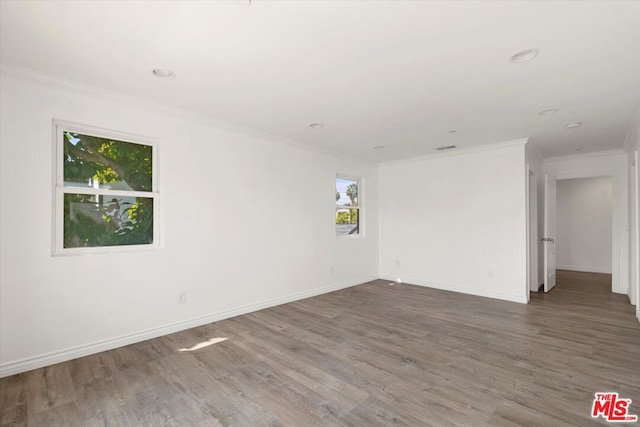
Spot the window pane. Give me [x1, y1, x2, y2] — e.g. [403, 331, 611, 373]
[63, 132, 152, 192]
[336, 177, 358, 207]
[336, 208, 359, 236]
[63, 193, 154, 248]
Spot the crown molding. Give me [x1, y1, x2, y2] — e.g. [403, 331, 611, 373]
[543, 149, 626, 164]
[0, 64, 377, 167]
[379, 138, 529, 168]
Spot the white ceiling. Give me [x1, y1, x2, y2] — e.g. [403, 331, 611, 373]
[1, 1, 639, 163]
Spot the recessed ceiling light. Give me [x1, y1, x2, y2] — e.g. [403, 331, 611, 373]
[152, 69, 176, 79]
[309, 123, 324, 129]
[373, 145, 386, 150]
[509, 48, 540, 63]
[566, 122, 582, 129]
[538, 108, 559, 116]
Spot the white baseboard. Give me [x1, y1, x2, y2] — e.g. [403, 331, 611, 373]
[378, 274, 528, 304]
[0, 275, 377, 378]
[556, 265, 612, 274]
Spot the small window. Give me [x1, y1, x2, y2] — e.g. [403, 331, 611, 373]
[336, 175, 361, 237]
[53, 120, 159, 255]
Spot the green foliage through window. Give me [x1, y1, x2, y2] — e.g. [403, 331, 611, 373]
[64, 132, 152, 191]
[335, 209, 358, 225]
[60, 130, 155, 249]
[63, 194, 153, 248]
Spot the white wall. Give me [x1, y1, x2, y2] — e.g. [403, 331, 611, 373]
[543, 151, 629, 294]
[0, 70, 379, 376]
[378, 141, 528, 304]
[556, 177, 613, 274]
[635, 120, 640, 316]
[623, 108, 639, 317]
[635, 148, 639, 316]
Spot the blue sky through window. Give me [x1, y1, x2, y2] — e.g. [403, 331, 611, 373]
[336, 177, 357, 207]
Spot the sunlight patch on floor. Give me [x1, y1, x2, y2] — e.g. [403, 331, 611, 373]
[178, 337, 228, 352]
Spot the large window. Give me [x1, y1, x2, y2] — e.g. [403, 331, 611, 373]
[336, 175, 361, 237]
[53, 120, 159, 255]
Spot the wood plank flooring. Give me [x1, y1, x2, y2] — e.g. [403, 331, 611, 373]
[1, 270, 639, 426]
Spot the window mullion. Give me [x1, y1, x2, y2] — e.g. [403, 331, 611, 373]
[60, 187, 156, 198]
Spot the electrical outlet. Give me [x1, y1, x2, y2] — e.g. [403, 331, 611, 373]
[396, 259, 400, 267]
[329, 266, 334, 275]
[179, 291, 187, 304]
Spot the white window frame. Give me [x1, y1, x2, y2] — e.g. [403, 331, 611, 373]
[336, 174, 364, 239]
[52, 119, 161, 256]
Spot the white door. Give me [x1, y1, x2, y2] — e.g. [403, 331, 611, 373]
[544, 174, 557, 292]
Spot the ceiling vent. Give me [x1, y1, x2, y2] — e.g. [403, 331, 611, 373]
[436, 145, 457, 151]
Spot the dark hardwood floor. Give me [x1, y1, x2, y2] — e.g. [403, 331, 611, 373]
[1, 270, 639, 426]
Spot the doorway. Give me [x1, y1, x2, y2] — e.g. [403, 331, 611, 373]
[548, 176, 614, 292]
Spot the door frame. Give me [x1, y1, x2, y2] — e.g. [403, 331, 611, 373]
[526, 165, 538, 296]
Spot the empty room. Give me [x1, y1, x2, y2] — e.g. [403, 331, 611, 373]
[1, 1, 639, 426]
